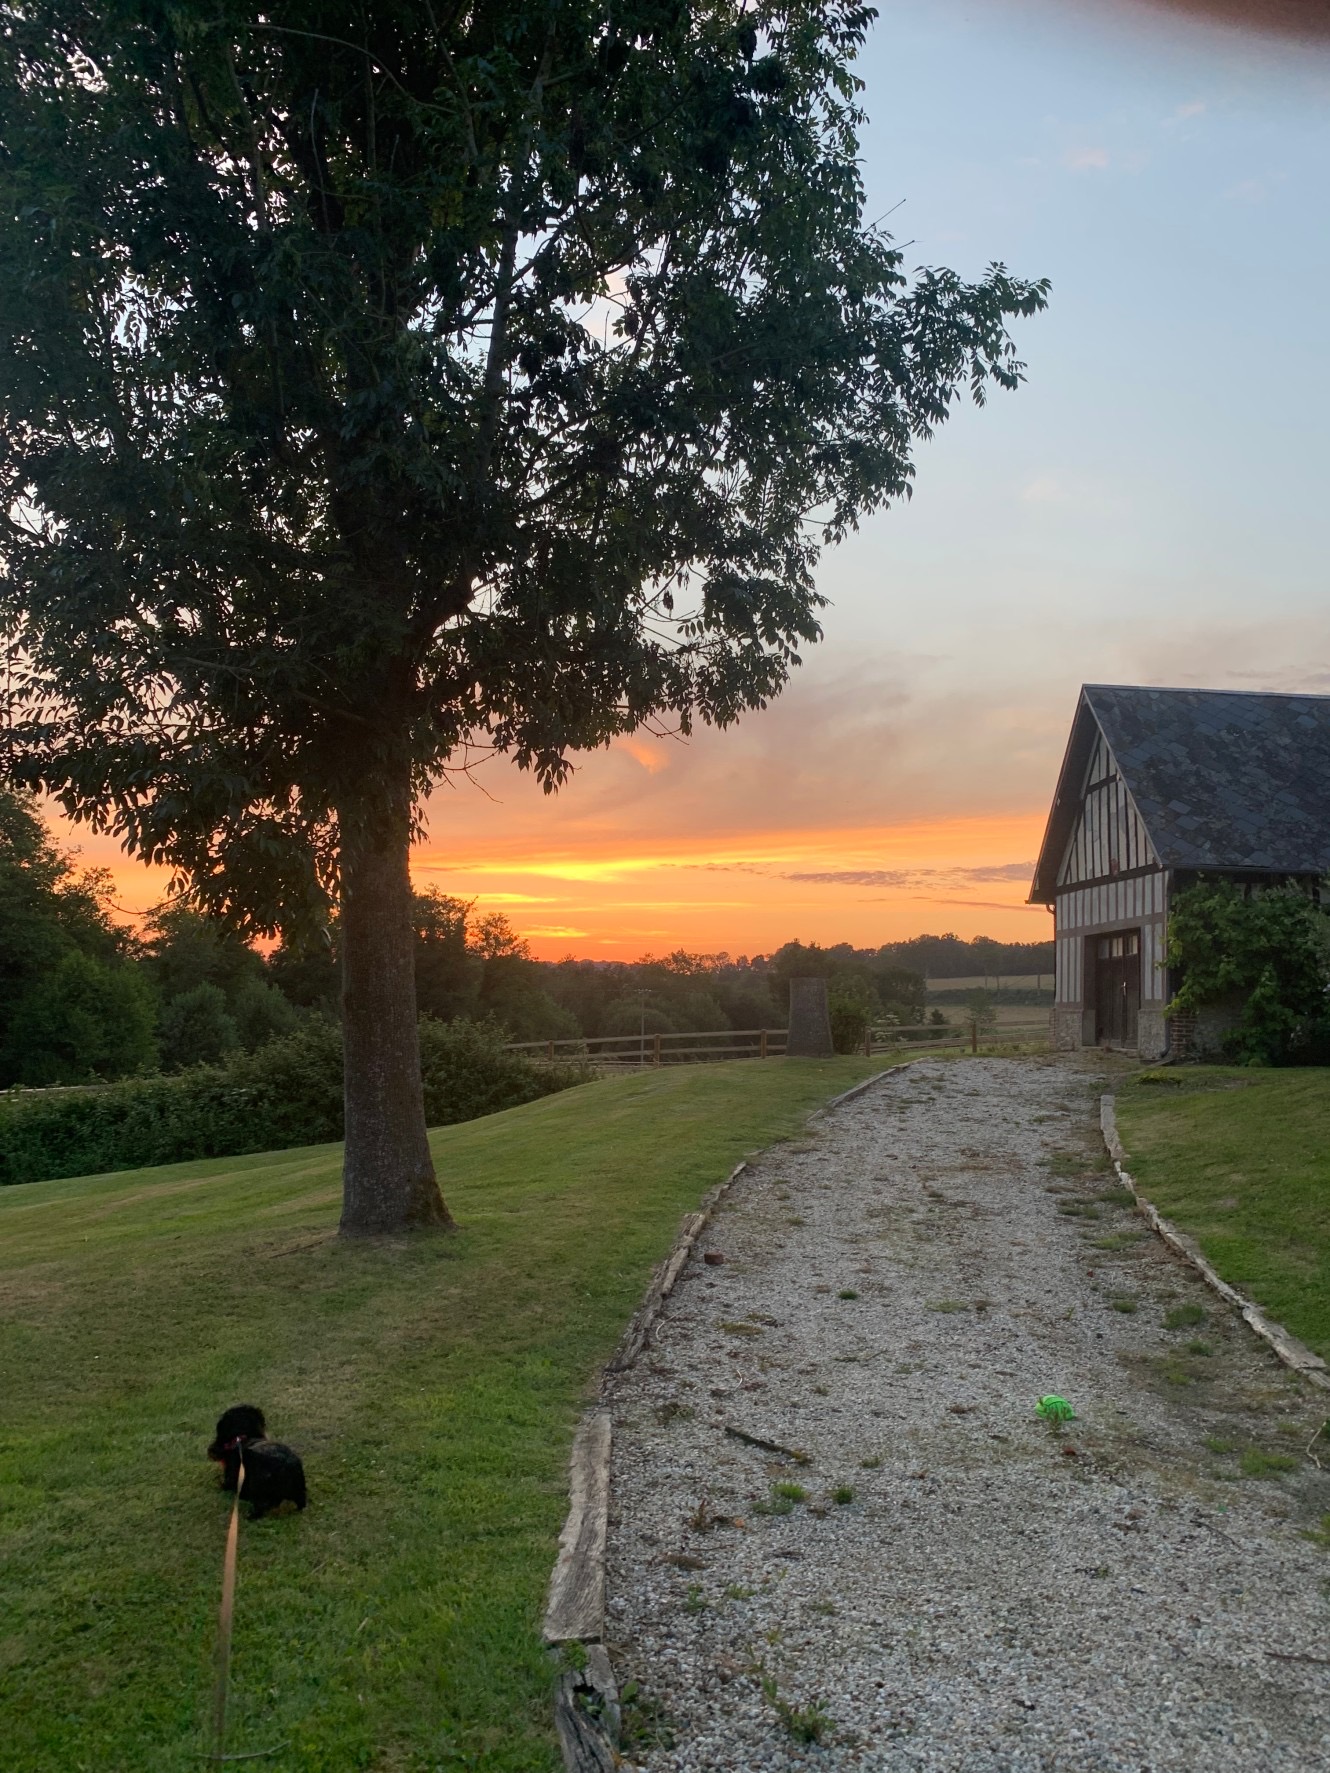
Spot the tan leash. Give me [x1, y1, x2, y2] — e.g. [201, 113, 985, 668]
[211, 1442, 245, 1761]
[205, 1445, 290, 1762]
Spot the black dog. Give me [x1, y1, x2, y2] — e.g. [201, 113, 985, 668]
[208, 1404, 267, 1487]
[208, 1404, 307, 1519]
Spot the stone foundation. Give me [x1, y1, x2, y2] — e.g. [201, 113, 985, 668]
[1051, 1006, 1082, 1052]
[1193, 996, 1245, 1059]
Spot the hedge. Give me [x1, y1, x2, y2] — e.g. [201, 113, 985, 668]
[0, 1017, 589, 1186]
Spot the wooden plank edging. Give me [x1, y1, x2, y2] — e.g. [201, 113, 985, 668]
[603, 1161, 749, 1374]
[551, 1643, 619, 1772]
[1100, 1093, 1329, 1393]
[816, 1064, 901, 1115]
[544, 1409, 612, 1645]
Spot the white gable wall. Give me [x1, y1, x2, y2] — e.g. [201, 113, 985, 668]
[1056, 731, 1158, 887]
[1049, 723, 1169, 1056]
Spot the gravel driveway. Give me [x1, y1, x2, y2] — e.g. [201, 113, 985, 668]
[602, 1056, 1330, 1772]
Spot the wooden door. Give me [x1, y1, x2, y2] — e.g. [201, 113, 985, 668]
[1094, 931, 1141, 1047]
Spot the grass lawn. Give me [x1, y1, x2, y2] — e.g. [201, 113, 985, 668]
[0, 1056, 886, 1773]
[1114, 1067, 1330, 1362]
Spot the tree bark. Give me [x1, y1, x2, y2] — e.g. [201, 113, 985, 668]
[338, 783, 453, 1236]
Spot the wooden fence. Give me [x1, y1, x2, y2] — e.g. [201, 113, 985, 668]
[506, 1021, 1042, 1067]
[504, 1027, 790, 1067]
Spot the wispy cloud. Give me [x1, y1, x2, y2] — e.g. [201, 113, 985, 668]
[1066, 146, 1110, 170]
[470, 892, 558, 905]
[618, 736, 671, 775]
[1174, 100, 1206, 119]
[785, 862, 1035, 888]
[681, 860, 773, 876]
[789, 869, 916, 888]
[919, 897, 1045, 913]
[1225, 177, 1265, 202]
[959, 863, 1039, 883]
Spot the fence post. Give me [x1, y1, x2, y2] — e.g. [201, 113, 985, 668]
[760, 1029, 768, 1060]
[547, 1039, 554, 1061]
[971, 1021, 978, 1055]
[864, 1026, 872, 1058]
[652, 1032, 662, 1066]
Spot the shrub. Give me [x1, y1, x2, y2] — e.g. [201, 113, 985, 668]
[828, 976, 873, 1053]
[0, 1018, 588, 1187]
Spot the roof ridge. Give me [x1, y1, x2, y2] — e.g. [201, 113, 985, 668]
[1084, 683, 1330, 702]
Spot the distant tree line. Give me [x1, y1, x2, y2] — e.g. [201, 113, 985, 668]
[877, 932, 1054, 981]
[2, 788, 1043, 1087]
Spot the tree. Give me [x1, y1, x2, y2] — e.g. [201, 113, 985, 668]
[142, 897, 302, 1059]
[4, 948, 158, 1085]
[157, 979, 241, 1069]
[230, 975, 301, 1050]
[476, 957, 582, 1042]
[142, 900, 268, 1009]
[962, 987, 996, 1047]
[413, 890, 482, 1024]
[971, 936, 1003, 989]
[0, 2, 1047, 1232]
[0, 786, 152, 1084]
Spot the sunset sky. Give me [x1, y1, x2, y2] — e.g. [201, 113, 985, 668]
[61, 0, 1330, 958]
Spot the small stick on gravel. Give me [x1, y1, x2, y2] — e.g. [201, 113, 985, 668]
[722, 1424, 811, 1464]
[1266, 1650, 1330, 1667]
[1306, 1418, 1327, 1470]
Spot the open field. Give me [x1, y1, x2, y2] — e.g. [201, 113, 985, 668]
[0, 1056, 885, 1773]
[931, 1001, 1051, 1037]
[925, 973, 1052, 993]
[1114, 1067, 1330, 1360]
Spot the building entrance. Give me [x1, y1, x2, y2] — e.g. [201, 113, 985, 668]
[1094, 930, 1140, 1048]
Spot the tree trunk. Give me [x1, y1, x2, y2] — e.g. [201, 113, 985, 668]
[338, 785, 453, 1236]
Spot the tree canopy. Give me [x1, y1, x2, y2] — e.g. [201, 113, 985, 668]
[0, 0, 1048, 1228]
[0, 787, 156, 1084]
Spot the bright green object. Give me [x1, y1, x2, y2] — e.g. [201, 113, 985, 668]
[1036, 1394, 1076, 1421]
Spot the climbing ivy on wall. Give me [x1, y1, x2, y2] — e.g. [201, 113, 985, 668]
[1167, 881, 1330, 1065]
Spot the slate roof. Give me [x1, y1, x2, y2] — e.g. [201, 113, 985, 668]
[1030, 685, 1330, 901]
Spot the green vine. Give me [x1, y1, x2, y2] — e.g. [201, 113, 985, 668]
[1167, 881, 1330, 1065]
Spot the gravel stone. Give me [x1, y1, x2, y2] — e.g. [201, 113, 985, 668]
[603, 1056, 1330, 1771]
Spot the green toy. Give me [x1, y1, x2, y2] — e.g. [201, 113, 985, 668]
[1036, 1394, 1076, 1422]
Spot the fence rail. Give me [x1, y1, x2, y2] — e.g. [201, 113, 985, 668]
[504, 1027, 789, 1065]
[506, 1021, 1044, 1066]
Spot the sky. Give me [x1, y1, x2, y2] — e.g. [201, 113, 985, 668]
[64, 0, 1330, 958]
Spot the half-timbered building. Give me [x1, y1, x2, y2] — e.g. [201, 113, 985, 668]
[1030, 685, 1330, 1058]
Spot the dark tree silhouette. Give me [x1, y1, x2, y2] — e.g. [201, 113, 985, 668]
[0, 1, 1047, 1231]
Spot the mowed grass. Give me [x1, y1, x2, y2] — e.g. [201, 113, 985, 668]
[1115, 1068, 1330, 1361]
[0, 1057, 885, 1773]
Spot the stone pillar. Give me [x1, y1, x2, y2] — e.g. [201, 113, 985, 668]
[786, 977, 834, 1057]
[1136, 1007, 1168, 1062]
